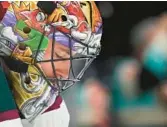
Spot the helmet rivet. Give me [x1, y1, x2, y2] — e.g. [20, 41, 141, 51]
[23, 27, 31, 34]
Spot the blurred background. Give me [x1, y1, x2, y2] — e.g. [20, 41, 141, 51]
[63, 1, 167, 127]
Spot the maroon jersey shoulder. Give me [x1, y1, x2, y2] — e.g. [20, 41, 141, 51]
[44, 96, 63, 113]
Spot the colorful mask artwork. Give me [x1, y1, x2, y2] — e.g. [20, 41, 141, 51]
[0, 1, 102, 121]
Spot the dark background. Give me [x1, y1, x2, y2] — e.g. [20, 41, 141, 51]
[92, 2, 167, 79]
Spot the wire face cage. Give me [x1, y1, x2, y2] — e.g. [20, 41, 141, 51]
[35, 26, 102, 93]
[0, 1, 102, 121]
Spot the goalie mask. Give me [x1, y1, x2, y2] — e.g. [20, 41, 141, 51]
[0, 1, 102, 121]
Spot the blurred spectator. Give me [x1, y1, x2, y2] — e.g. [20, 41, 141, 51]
[110, 57, 167, 127]
[77, 78, 110, 127]
[130, 15, 167, 91]
[71, 78, 110, 127]
[109, 16, 167, 127]
[157, 82, 167, 107]
[63, 67, 111, 127]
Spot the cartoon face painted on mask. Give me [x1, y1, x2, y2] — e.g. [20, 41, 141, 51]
[0, 1, 102, 121]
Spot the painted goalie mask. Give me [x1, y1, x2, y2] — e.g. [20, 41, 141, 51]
[0, 1, 102, 121]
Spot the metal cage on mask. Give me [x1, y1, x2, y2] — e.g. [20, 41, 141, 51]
[0, 1, 102, 122]
[32, 25, 101, 94]
[0, 1, 101, 97]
